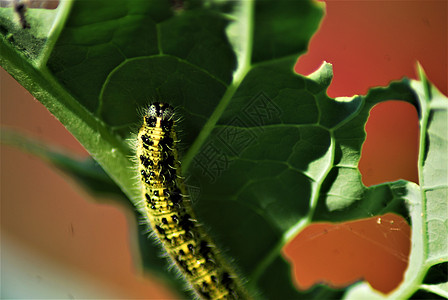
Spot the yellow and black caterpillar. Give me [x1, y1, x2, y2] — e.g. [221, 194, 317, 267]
[137, 103, 249, 300]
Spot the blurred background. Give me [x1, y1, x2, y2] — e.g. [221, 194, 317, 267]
[1, 0, 446, 298]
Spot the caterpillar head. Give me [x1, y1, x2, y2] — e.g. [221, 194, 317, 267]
[146, 102, 175, 131]
[147, 102, 174, 120]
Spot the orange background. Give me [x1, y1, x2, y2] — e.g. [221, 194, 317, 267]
[1, 1, 447, 298]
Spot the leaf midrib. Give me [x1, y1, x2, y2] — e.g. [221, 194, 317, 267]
[0, 33, 139, 205]
[183, 0, 255, 171]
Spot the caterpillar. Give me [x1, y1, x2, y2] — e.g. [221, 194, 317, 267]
[137, 102, 250, 300]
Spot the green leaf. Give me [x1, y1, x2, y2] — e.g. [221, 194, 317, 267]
[343, 71, 448, 299]
[1, 1, 446, 299]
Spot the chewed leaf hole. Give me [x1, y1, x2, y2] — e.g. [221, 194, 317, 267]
[359, 100, 419, 187]
[283, 213, 411, 294]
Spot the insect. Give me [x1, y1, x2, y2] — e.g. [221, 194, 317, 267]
[14, 0, 30, 29]
[137, 102, 249, 300]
